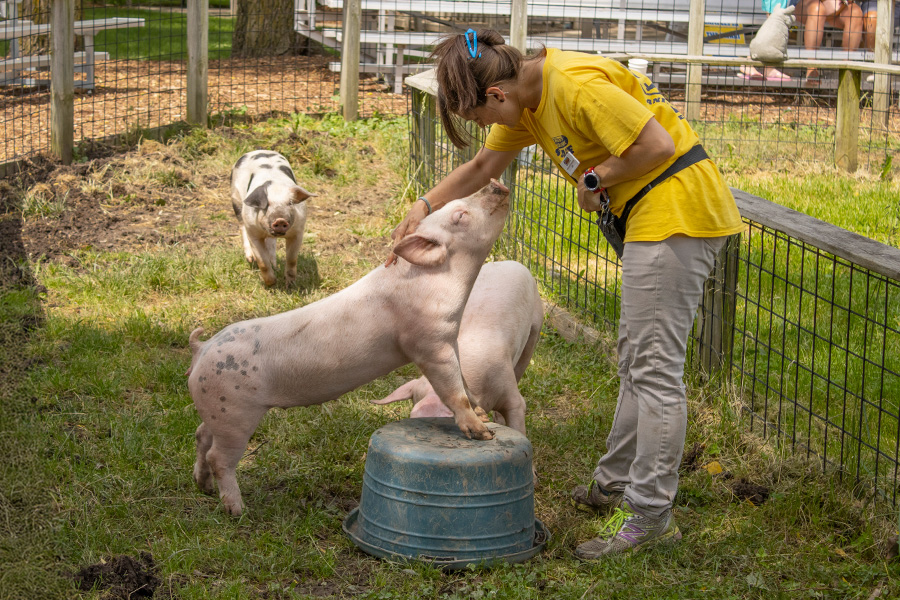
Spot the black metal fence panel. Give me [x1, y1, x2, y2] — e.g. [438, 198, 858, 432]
[408, 85, 900, 506]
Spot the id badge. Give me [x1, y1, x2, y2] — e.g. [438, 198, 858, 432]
[560, 151, 580, 177]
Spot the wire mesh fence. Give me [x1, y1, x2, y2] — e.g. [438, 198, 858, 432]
[2, 1, 898, 170]
[408, 83, 900, 506]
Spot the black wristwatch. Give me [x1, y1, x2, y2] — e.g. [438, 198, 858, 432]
[583, 167, 603, 193]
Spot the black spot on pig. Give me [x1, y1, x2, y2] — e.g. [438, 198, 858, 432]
[234, 385, 240, 390]
[252, 325, 261, 332]
[252, 366, 258, 372]
[240, 370, 247, 376]
[216, 355, 240, 371]
[234, 154, 248, 169]
[220, 407, 226, 413]
[279, 165, 296, 182]
[201, 388, 207, 393]
[259, 163, 273, 170]
[216, 333, 235, 347]
[254, 152, 278, 159]
[241, 360, 249, 367]
[253, 340, 260, 355]
[219, 396, 226, 402]
[198, 376, 206, 382]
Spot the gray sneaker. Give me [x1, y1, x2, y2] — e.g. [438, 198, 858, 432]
[571, 480, 624, 516]
[574, 503, 682, 559]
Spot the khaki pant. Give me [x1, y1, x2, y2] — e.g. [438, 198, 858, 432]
[593, 235, 726, 518]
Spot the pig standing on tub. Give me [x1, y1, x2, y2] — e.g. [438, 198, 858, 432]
[373, 260, 543, 437]
[188, 180, 510, 516]
[231, 150, 316, 286]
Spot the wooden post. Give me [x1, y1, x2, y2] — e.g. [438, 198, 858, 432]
[50, 0, 74, 164]
[340, 0, 362, 121]
[187, 0, 208, 127]
[872, 0, 893, 123]
[698, 233, 740, 375]
[510, 0, 528, 53]
[685, 0, 705, 121]
[835, 68, 860, 173]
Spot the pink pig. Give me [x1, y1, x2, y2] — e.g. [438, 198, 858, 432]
[231, 150, 316, 286]
[187, 180, 509, 516]
[373, 260, 543, 436]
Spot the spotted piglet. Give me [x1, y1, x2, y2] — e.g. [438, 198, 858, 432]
[231, 150, 316, 286]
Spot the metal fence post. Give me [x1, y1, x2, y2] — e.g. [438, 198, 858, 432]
[697, 233, 740, 375]
[50, 0, 74, 164]
[187, 0, 208, 127]
[836, 68, 860, 172]
[340, 0, 362, 121]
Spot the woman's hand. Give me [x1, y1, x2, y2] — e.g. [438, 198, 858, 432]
[576, 179, 607, 214]
[385, 199, 431, 266]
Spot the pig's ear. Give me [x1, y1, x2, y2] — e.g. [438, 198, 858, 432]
[244, 184, 269, 211]
[371, 379, 418, 405]
[290, 186, 317, 205]
[393, 233, 448, 267]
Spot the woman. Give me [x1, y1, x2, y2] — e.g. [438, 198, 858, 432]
[387, 29, 744, 559]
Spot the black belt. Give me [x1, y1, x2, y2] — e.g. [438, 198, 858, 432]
[616, 143, 710, 227]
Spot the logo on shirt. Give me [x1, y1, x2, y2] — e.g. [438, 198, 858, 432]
[552, 135, 574, 161]
[641, 81, 685, 120]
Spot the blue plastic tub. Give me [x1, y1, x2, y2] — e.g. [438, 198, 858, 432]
[343, 417, 548, 569]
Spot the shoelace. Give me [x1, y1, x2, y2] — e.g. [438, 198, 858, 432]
[598, 506, 634, 539]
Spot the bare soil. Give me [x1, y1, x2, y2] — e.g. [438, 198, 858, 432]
[0, 56, 409, 163]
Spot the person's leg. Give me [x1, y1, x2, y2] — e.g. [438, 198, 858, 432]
[800, 0, 827, 80]
[590, 319, 639, 492]
[606, 235, 725, 518]
[574, 235, 726, 559]
[832, 2, 865, 49]
[864, 9, 878, 49]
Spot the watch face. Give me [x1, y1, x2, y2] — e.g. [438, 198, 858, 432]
[584, 171, 600, 191]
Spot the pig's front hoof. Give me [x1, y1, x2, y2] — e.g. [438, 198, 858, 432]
[473, 406, 491, 423]
[460, 421, 494, 440]
[471, 427, 495, 441]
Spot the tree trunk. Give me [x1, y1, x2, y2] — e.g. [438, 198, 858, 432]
[232, 0, 307, 57]
[19, 0, 84, 55]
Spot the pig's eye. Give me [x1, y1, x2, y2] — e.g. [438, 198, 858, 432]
[451, 210, 468, 226]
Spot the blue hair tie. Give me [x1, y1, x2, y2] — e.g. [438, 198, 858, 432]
[465, 29, 481, 59]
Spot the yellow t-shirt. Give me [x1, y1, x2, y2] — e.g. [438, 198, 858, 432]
[485, 48, 744, 243]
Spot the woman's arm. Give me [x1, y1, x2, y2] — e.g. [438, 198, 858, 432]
[577, 116, 676, 213]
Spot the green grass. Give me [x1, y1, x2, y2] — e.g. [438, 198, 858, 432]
[2, 115, 900, 599]
[84, 7, 235, 61]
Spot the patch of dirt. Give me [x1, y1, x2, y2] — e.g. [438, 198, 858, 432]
[731, 478, 770, 506]
[74, 552, 160, 599]
[680, 441, 705, 473]
[0, 56, 408, 163]
[6, 126, 397, 271]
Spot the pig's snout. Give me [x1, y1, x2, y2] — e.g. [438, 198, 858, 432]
[489, 178, 510, 195]
[270, 218, 290, 236]
[484, 179, 510, 213]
